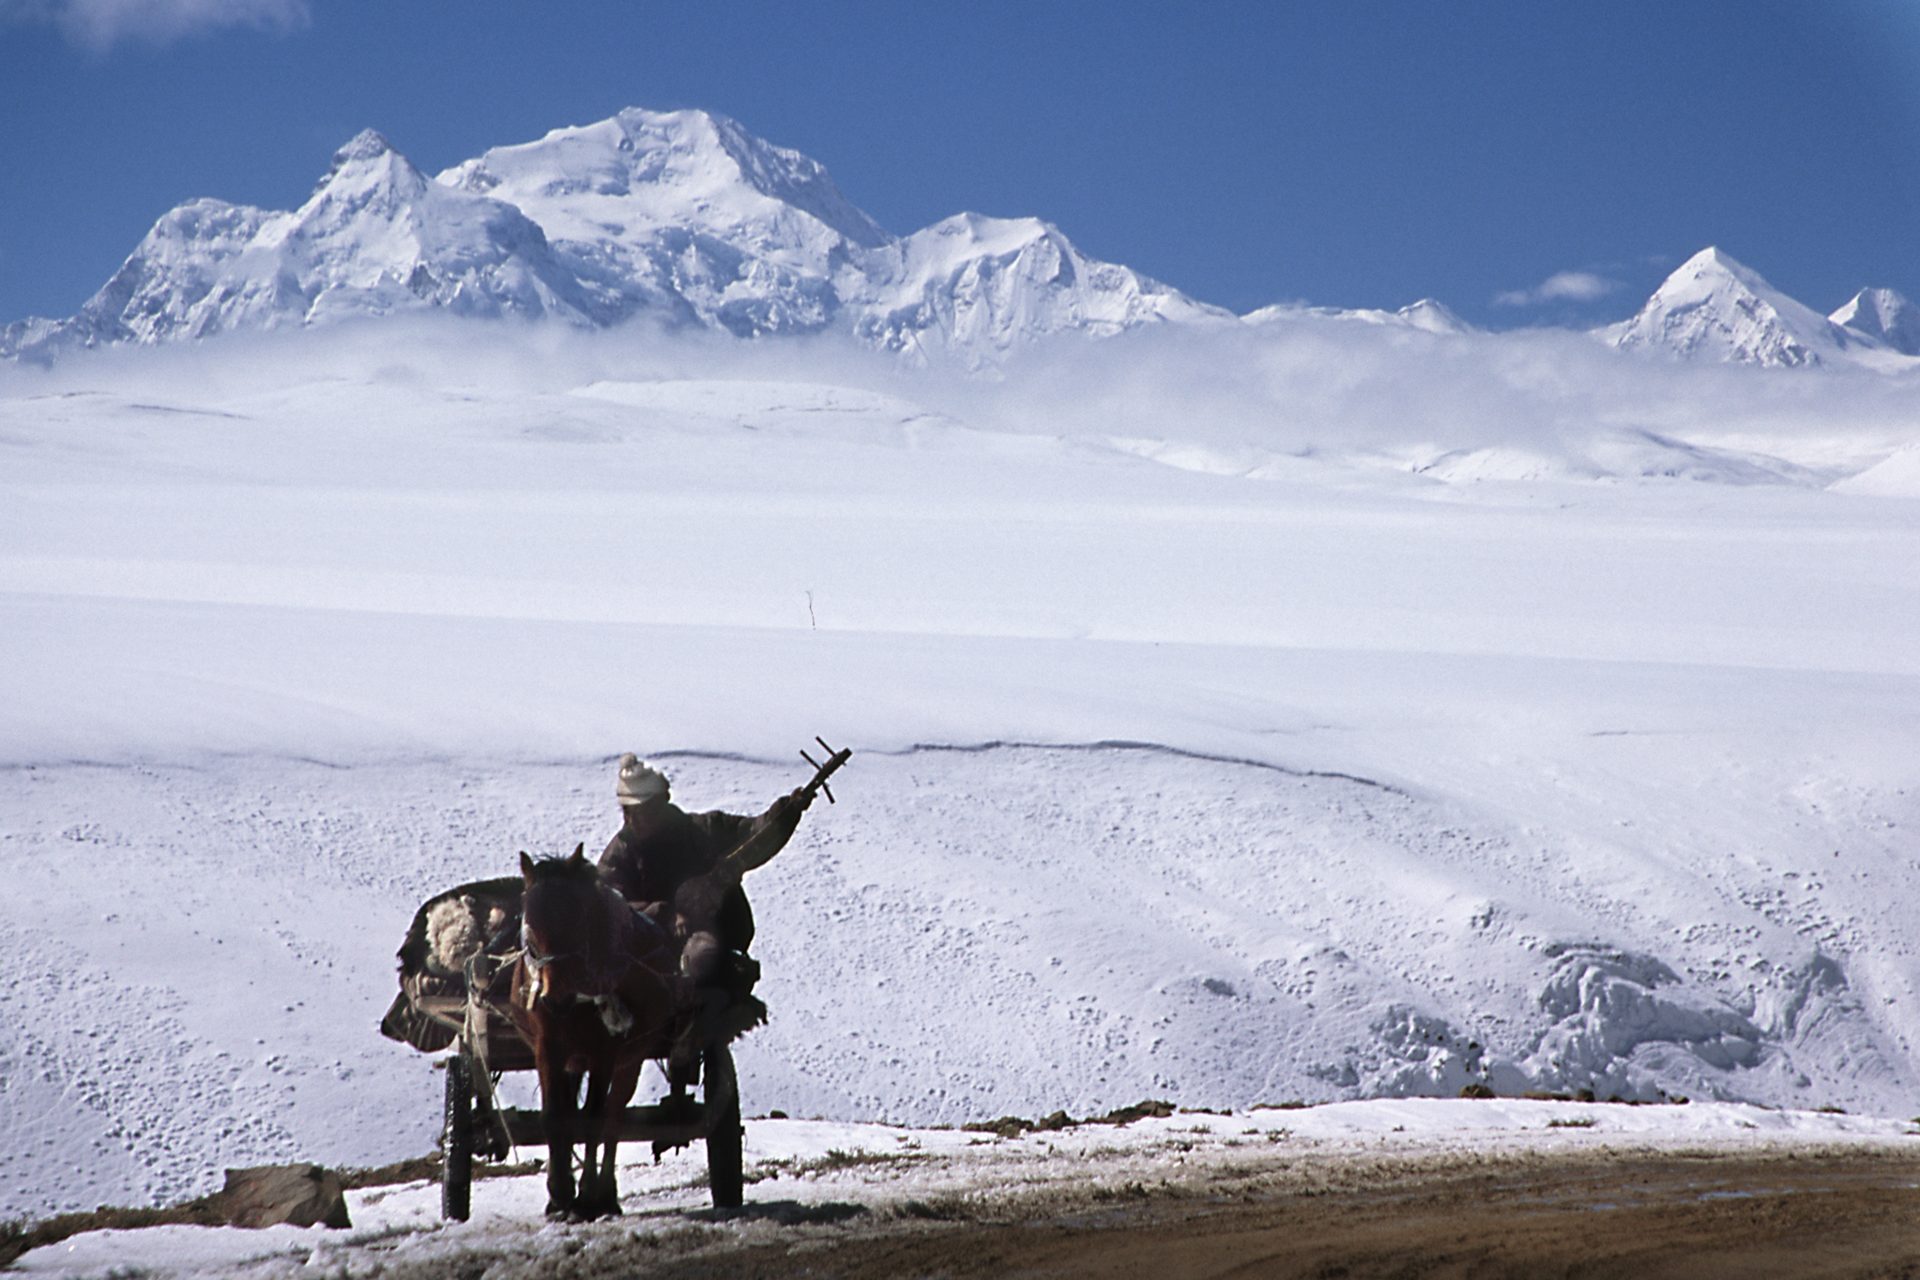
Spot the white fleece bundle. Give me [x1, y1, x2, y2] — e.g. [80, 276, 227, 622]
[425, 895, 488, 976]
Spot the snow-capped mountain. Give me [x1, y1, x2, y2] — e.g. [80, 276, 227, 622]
[278, 131, 602, 328]
[1831, 287, 1920, 356]
[3, 109, 1220, 365]
[851, 212, 1228, 358]
[1243, 297, 1474, 335]
[436, 108, 884, 337]
[1607, 247, 1881, 368]
[4, 132, 599, 360]
[8, 113, 1917, 375]
[1386, 298, 1472, 335]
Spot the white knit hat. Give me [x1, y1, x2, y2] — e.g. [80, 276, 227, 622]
[615, 753, 669, 806]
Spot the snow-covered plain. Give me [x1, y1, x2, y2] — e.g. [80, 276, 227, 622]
[2, 320, 1918, 1224]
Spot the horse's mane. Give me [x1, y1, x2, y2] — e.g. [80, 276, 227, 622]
[524, 851, 601, 884]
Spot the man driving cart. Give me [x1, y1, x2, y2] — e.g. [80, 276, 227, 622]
[597, 752, 830, 1072]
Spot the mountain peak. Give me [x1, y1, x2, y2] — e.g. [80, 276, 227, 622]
[333, 129, 397, 166]
[442, 106, 889, 251]
[311, 128, 428, 205]
[1674, 245, 1768, 289]
[1831, 287, 1920, 356]
[921, 211, 1053, 247]
[292, 131, 435, 240]
[1611, 247, 1852, 368]
[1396, 298, 1470, 334]
[614, 105, 889, 246]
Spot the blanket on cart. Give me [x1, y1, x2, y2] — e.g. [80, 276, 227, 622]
[379, 877, 524, 1053]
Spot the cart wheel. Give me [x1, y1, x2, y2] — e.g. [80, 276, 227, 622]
[703, 1044, 744, 1209]
[442, 1051, 474, 1222]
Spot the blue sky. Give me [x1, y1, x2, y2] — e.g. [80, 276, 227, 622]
[3, 0, 1917, 328]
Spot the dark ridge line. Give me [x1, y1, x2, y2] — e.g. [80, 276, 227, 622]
[1, 742, 1401, 795]
[880, 739, 1403, 795]
[126, 402, 251, 420]
[260, 754, 354, 771]
[648, 749, 777, 766]
[629, 741, 1402, 794]
[0, 755, 355, 775]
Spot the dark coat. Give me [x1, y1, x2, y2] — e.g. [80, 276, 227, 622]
[597, 797, 802, 953]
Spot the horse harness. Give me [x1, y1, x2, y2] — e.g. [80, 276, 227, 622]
[519, 882, 646, 1009]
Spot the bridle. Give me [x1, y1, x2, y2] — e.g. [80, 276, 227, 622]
[518, 879, 633, 1006]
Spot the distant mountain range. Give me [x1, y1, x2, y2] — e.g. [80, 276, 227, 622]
[4, 108, 1916, 371]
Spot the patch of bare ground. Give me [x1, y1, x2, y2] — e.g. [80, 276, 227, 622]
[632, 1146, 1920, 1280]
[0, 1155, 543, 1267]
[0, 1203, 229, 1268]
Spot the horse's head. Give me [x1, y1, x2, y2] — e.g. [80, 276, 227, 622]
[518, 843, 610, 1002]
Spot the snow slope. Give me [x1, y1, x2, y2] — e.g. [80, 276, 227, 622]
[1, 334, 1918, 1220]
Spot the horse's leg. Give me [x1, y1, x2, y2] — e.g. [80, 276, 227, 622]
[535, 1031, 579, 1219]
[577, 1064, 613, 1218]
[611, 1053, 650, 1213]
[590, 1052, 646, 1218]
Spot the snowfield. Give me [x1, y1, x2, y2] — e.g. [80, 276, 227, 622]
[1, 322, 1918, 1230]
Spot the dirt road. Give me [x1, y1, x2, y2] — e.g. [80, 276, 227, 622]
[646, 1148, 1920, 1280]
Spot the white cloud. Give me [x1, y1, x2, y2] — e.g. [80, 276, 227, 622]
[1494, 270, 1620, 308]
[8, 310, 1916, 486]
[0, 0, 308, 51]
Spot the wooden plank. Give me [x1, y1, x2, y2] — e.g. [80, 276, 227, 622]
[499, 1105, 711, 1148]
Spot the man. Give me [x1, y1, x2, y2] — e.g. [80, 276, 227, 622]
[597, 753, 811, 974]
[598, 754, 813, 1078]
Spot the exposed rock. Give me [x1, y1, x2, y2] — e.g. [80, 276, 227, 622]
[203, 1163, 350, 1230]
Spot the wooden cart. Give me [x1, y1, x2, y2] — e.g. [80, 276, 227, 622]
[381, 879, 748, 1221]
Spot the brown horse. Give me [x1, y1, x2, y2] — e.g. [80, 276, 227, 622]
[508, 844, 673, 1220]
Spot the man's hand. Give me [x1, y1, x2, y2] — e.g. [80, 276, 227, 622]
[786, 786, 815, 814]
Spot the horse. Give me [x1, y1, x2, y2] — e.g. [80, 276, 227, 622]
[508, 844, 674, 1220]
